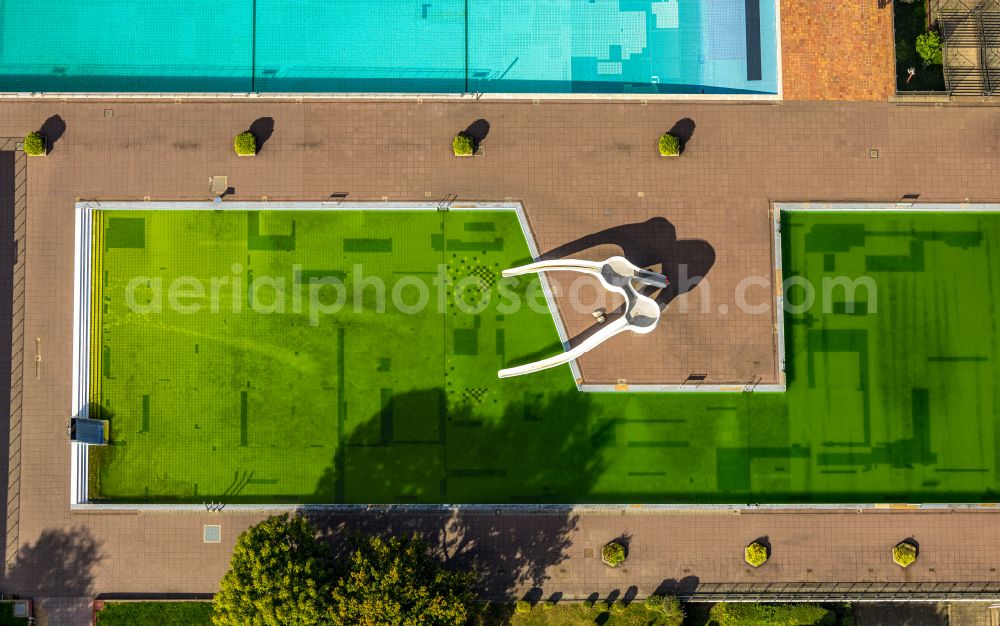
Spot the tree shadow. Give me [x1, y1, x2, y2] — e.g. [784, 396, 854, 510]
[249, 117, 274, 153]
[3, 526, 104, 596]
[622, 585, 638, 605]
[302, 388, 608, 603]
[652, 575, 701, 599]
[521, 588, 544, 604]
[539, 217, 715, 311]
[461, 119, 490, 152]
[667, 118, 695, 154]
[854, 603, 948, 626]
[39, 115, 66, 151]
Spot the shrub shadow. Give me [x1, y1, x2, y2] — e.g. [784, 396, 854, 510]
[462, 119, 491, 152]
[249, 117, 274, 153]
[39, 115, 66, 152]
[667, 117, 695, 154]
[754, 534, 772, 553]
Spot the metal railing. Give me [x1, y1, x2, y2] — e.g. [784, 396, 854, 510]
[687, 582, 1000, 603]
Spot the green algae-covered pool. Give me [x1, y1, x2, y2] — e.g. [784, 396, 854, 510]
[84, 208, 1000, 504]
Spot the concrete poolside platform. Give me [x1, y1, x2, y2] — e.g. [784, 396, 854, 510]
[3, 100, 1000, 622]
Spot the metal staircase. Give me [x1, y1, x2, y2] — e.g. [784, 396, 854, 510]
[938, 0, 1000, 95]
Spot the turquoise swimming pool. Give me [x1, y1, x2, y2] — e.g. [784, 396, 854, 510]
[0, 0, 779, 95]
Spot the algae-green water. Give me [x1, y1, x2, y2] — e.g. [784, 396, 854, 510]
[88, 210, 1000, 503]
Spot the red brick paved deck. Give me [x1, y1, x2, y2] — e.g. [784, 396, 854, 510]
[781, 0, 897, 100]
[2, 99, 1000, 624]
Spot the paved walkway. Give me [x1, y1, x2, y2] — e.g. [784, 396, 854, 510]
[31, 598, 91, 626]
[2, 100, 1000, 624]
[781, 0, 896, 100]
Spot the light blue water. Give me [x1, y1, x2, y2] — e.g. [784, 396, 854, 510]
[0, 0, 778, 94]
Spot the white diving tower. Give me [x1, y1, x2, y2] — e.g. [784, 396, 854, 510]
[498, 256, 668, 379]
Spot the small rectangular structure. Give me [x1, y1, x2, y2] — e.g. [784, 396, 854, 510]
[69, 418, 108, 445]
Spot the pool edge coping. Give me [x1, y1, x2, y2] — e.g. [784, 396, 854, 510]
[0, 0, 785, 109]
[0, 92, 782, 102]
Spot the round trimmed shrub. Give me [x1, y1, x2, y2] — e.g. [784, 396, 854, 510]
[593, 601, 609, 612]
[611, 600, 626, 614]
[542, 600, 555, 610]
[583, 599, 594, 609]
[916, 31, 943, 65]
[893, 541, 918, 568]
[658, 133, 680, 157]
[23, 131, 45, 156]
[234, 131, 257, 156]
[602, 541, 626, 567]
[453, 133, 474, 156]
[745, 541, 768, 567]
[514, 600, 532, 614]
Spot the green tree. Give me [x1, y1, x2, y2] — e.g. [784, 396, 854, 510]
[328, 534, 475, 626]
[658, 133, 680, 156]
[916, 31, 943, 65]
[453, 133, 474, 156]
[234, 131, 257, 155]
[645, 594, 685, 625]
[23, 131, 45, 156]
[213, 514, 332, 626]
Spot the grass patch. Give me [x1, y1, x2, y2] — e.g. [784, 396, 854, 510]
[894, 0, 945, 91]
[476, 601, 679, 625]
[96, 602, 213, 626]
[477, 602, 852, 625]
